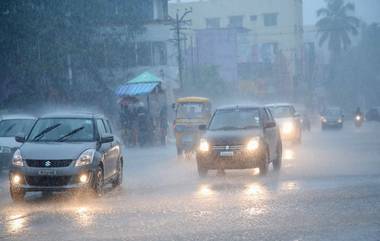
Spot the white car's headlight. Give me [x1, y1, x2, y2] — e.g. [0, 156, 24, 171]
[246, 137, 260, 152]
[282, 122, 294, 134]
[12, 149, 24, 167]
[199, 139, 210, 152]
[321, 117, 327, 123]
[75, 149, 95, 167]
[0, 146, 11, 153]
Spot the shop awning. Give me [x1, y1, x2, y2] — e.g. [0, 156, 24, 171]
[115, 71, 161, 97]
[116, 82, 159, 97]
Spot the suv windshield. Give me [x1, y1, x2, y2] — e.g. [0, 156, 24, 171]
[0, 119, 35, 137]
[28, 118, 95, 142]
[269, 106, 295, 118]
[324, 108, 342, 116]
[176, 103, 209, 119]
[209, 109, 260, 131]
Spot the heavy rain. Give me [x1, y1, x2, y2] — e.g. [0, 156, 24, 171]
[0, 0, 380, 240]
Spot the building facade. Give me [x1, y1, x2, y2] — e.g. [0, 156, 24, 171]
[91, 0, 178, 90]
[170, 0, 303, 99]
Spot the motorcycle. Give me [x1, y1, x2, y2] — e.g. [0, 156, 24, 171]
[354, 114, 364, 127]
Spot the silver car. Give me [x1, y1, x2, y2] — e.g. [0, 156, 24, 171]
[9, 113, 123, 201]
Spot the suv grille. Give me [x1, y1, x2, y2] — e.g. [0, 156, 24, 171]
[213, 145, 242, 151]
[26, 176, 71, 186]
[26, 159, 73, 168]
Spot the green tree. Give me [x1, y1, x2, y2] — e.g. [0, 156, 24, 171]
[316, 0, 360, 57]
[334, 23, 380, 108]
[0, 0, 147, 111]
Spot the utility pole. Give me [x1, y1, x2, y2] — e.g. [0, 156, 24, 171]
[170, 8, 192, 90]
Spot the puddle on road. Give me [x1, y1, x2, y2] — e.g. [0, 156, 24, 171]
[73, 206, 94, 227]
[241, 206, 267, 217]
[5, 212, 29, 234]
[280, 181, 300, 191]
[1, 195, 106, 235]
[195, 184, 216, 198]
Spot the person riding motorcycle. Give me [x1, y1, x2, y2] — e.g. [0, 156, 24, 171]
[354, 107, 364, 127]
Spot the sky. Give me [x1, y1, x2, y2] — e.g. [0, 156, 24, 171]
[174, 0, 380, 26]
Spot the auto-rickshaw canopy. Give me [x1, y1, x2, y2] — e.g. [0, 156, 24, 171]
[176, 96, 210, 104]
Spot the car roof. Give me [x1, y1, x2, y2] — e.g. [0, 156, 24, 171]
[39, 112, 106, 119]
[0, 114, 36, 120]
[265, 103, 294, 107]
[216, 104, 262, 111]
[325, 106, 342, 110]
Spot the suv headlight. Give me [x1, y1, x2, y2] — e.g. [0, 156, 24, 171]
[0, 146, 11, 153]
[75, 149, 95, 167]
[199, 139, 210, 152]
[247, 137, 260, 152]
[12, 149, 24, 167]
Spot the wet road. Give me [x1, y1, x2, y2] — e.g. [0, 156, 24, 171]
[1, 122, 380, 241]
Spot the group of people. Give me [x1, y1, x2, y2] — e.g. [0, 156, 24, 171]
[120, 103, 168, 147]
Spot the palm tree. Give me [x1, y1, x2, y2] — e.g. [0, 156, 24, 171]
[316, 0, 360, 57]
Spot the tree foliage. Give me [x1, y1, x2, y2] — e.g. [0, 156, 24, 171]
[316, 0, 360, 56]
[333, 23, 380, 108]
[0, 0, 146, 112]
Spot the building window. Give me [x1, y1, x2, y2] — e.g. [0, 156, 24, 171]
[263, 13, 278, 26]
[206, 18, 220, 28]
[229, 15, 243, 28]
[250, 15, 257, 22]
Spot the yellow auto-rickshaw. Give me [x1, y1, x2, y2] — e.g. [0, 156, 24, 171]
[173, 97, 211, 156]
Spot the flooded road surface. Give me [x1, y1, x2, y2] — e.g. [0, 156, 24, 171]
[1, 122, 380, 241]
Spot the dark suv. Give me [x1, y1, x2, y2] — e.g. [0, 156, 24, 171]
[9, 113, 123, 201]
[196, 105, 282, 177]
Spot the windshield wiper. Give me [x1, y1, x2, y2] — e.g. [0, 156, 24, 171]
[56, 126, 84, 142]
[32, 123, 61, 141]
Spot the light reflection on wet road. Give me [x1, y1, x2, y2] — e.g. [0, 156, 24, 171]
[0, 122, 380, 240]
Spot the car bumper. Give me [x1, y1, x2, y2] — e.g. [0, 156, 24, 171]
[196, 148, 264, 170]
[9, 166, 96, 192]
[322, 121, 343, 127]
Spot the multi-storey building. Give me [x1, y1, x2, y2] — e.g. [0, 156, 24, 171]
[92, 0, 177, 88]
[170, 0, 303, 99]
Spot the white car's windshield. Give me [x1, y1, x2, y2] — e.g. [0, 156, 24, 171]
[269, 106, 295, 118]
[324, 108, 342, 116]
[209, 109, 260, 131]
[28, 118, 95, 142]
[0, 119, 35, 137]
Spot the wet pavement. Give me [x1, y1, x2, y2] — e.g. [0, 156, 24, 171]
[1, 122, 380, 241]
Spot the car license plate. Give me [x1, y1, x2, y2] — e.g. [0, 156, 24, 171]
[220, 151, 234, 157]
[182, 135, 193, 142]
[38, 170, 57, 176]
